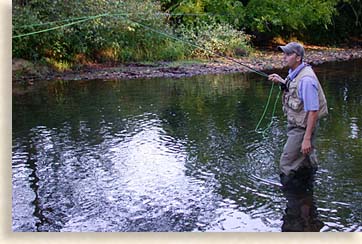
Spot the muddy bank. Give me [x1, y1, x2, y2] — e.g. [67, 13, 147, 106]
[13, 47, 362, 83]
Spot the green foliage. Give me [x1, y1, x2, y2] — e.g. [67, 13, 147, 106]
[241, 0, 342, 43]
[161, 0, 245, 27]
[12, 0, 188, 66]
[176, 17, 251, 58]
[13, 0, 254, 65]
[162, 0, 361, 44]
[12, 6, 42, 60]
[244, 0, 337, 35]
[203, 0, 245, 27]
[305, 0, 362, 44]
[13, 0, 361, 67]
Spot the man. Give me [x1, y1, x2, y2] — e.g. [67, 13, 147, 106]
[268, 42, 328, 231]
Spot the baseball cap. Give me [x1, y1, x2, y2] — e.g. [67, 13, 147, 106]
[278, 42, 305, 58]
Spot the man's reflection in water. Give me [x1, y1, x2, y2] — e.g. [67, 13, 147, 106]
[280, 166, 324, 232]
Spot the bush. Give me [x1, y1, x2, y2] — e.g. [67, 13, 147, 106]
[12, 0, 188, 66]
[175, 17, 252, 58]
[244, 0, 338, 37]
[12, 6, 46, 60]
[162, 0, 359, 45]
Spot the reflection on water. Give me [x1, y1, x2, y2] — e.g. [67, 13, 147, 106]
[12, 59, 362, 232]
[12, 114, 222, 232]
[280, 166, 324, 232]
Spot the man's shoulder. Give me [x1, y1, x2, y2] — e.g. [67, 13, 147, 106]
[300, 75, 317, 82]
[300, 65, 316, 75]
[299, 65, 318, 82]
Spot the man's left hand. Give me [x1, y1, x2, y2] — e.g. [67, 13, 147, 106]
[301, 138, 312, 155]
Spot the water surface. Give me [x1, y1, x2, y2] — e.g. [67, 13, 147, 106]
[12, 59, 362, 231]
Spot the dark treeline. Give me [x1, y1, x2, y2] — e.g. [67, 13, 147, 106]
[12, 0, 362, 69]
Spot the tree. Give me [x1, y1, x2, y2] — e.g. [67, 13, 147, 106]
[243, 0, 338, 41]
[161, 0, 359, 44]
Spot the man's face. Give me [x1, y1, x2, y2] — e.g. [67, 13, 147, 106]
[283, 52, 302, 69]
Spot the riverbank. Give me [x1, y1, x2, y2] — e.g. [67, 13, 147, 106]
[12, 46, 362, 83]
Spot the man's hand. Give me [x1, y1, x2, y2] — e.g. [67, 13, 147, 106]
[268, 73, 285, 84]
[302, 111, 319, 155]
[301, 138, 312, 155]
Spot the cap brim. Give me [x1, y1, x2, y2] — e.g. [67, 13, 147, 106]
[277, 45, 292, 54]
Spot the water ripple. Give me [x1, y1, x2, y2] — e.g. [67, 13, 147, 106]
[12, 61, 362, 231]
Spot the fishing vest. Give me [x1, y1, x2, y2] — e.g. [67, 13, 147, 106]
[282, 66, 328, 128]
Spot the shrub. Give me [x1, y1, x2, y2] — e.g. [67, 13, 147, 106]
[175, 17, 252, 58]
[12, 0, 188, 66]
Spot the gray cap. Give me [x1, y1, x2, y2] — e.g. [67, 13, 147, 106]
[278, 42, 305, 58]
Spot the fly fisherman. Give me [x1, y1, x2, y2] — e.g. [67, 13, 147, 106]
[268, 42, 328, 231]
[268, 42, 328, 184]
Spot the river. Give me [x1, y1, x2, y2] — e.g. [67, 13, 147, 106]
[12, 59, 362, 232]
